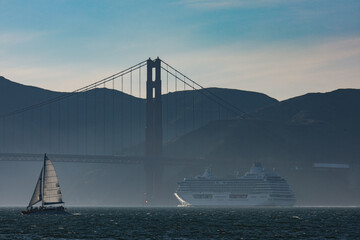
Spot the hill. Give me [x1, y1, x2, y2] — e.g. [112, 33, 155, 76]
[0, 76, 277, 155]
[0, 76, 278, 206]
[255, 89, 360, 129]
[1, 76, 358, 206]
[165, 89, 360, 205]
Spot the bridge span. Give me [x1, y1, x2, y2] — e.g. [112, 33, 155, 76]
[0, 57, 241, 204]
[0, 152, 205, 165]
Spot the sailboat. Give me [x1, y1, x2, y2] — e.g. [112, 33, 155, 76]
[22, 154, 67, 215]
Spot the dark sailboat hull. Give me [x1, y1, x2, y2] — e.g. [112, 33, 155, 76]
[22, 207, 70, 215]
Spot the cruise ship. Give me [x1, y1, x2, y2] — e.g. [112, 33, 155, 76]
[174, 163, 296, 207]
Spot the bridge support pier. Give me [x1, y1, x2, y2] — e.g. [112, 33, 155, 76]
[145, 58, 163, 205]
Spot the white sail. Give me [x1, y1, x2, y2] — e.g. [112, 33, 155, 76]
[28, 170, 42, 207]
[43, 157, 63, 205]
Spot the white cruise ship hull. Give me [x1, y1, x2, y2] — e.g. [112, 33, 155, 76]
[175, 163, 296, 207]
[174, 192, 295, 207]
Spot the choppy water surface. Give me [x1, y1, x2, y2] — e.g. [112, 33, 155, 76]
[0, 207, 359, 239]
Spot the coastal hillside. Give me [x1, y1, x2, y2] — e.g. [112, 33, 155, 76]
[0, 76, 277, 154]
[166, 89, 360, 162]
[0, 76, 277, 206]
[164, 89, 360, 205]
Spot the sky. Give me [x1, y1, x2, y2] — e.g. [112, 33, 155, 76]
[0, 0, 359, 100]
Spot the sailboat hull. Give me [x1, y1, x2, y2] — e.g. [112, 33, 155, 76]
[22, 207, 69, 215]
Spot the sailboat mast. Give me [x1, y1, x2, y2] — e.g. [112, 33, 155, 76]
[41, 153, 46, 207]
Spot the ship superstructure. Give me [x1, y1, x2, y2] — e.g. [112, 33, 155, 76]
[174, 162, 296, 207]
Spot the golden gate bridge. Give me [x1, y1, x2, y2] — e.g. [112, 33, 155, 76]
[0, 57, 245, 204]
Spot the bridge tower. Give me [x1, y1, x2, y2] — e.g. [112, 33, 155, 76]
[145, 57, 163, 205]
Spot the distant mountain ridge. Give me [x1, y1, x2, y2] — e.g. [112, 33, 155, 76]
[1, 76, 359, 206]
[0, 76, 63, 114]
[0, 76, 278, 115]
[0, 76, 279, 206]
[164, 88, 360, 206]
[254, 89, 360, 128]
[166, 88, 360, 161]
[0, 76, 278, 155]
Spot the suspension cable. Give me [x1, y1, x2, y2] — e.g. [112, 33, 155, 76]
[0, 61, 146, 119]
[161, 66, 245, 118]
[161, 60, 247, 116]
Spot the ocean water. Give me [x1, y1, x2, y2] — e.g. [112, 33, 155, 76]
[0, 207, 359, 240]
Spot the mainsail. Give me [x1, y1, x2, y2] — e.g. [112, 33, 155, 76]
[28, 169, 42, 208]
[43, 156, 63, 205]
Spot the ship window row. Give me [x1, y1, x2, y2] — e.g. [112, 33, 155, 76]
[269, 194, 295, 198]
[180, 182, 286, 186]
[193, 194, 213, 199]
[185, 180, 269, 183]
[185, 180, 268, 183]
[180, 189, 257, 192]
[179, 189, 293, 194]
[179, 186, 283, 189]
[179, 184, 290, 188]
[179, 187, 291, 191]
[179, 186, 290, 190]
[183, 182, 262, 185]
[229, 194, 247, 199]
[179, 187, 258, 190]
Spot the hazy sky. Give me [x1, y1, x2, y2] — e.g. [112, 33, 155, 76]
[0, 0, 359, 100]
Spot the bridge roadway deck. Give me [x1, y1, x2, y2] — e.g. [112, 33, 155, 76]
[0, 153, 205, 165]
